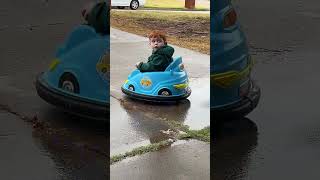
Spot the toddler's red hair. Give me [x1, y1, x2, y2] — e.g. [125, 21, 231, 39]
[148, 31, 167, 43]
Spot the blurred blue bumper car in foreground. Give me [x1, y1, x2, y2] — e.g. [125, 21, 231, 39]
[121, 56, 191, 102]
[36, 25, 109, 120]
[211, 0, 260, 119]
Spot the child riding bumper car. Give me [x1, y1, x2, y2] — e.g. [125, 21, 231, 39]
[121, 56, 191, 102]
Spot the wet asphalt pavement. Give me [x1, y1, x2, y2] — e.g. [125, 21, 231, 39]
[110, 28, 210, 179]
[0, 0, 108, 179]
[213, 0, 320, 179]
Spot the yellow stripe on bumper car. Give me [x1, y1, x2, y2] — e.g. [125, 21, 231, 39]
[173, 83, 188, 89]
[49, 58, 60, 71]
[211, 59, 254, 88]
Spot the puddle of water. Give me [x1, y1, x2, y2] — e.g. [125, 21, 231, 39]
[110, 77, 210, 155]
[115, 77, 210, 130]
[110, 77, 210, 156]
[213, 118, 258, 180]
[110, 97, 171, 155]
[184, 77, 210, 130]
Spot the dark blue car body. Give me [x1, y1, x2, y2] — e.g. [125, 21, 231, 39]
[36, 25, 109, 120]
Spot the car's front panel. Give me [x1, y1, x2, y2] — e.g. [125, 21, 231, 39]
[43, 32, 109, 104]
[123, 71, 189, 97]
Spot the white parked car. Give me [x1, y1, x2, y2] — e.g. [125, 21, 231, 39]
[111, 0, 145, 10]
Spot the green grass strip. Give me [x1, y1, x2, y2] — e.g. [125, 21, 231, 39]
[161, 118, 210, 142]
[178, 126, 210, 142]
[110, 140, 173, 164]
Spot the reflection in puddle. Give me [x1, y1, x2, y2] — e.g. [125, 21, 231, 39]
[111, 96, 192, 155]
[119, 77, 210, 130]
[0, 111, 58, 179]
[31, 119, 108, 179]
[110, 97, 160, 155]
[185, 77, 210, 130]
[213, 118, 258, 180]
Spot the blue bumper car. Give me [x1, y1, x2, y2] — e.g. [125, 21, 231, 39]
[36, 25, 109, 120]
[211, 0, 260, 118]
[121, 56, 191, 102]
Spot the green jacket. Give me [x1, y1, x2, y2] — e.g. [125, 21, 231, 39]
[138, 45, 175, 72]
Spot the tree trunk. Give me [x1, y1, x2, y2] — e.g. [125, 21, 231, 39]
[185, 0, 195, 9]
